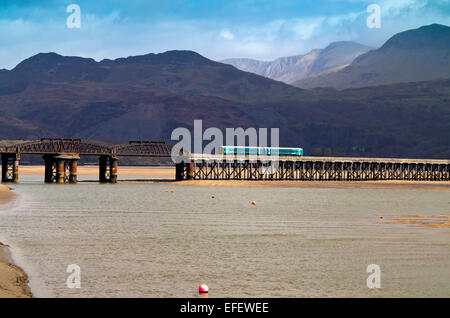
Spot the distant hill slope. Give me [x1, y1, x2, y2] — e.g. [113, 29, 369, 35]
[0, 50, 299, 102]
[294, 24, 450, 89]
[221, 41, 372, 84]
[0, 50, 449, 159]
[0, 50, 305, 141]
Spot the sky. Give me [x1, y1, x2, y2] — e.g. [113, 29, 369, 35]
[0, 0, 449, 69]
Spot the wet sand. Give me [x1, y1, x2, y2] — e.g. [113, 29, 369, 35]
[378, 214, 450, 229]
[18, 165, 175, 177]
[0, 186, 32, 298]
[18, 165, 450, 190]
[0, 244, 33, 298]
[0, 184, 14, 205]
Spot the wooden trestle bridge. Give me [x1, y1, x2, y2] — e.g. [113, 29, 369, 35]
[0, 139, 449, 183]
[177, 154, 450, 182]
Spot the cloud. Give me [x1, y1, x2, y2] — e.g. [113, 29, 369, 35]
[286, 17, 326, 40]
[378, 0, 426, 15]
[0, 0, 449, 68]
[213, 0, 450, 60]
[219, 29, 234, 40]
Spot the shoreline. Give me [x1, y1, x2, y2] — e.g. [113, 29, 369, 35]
[0, 184, 14, 205]
[0, 185, 33, 298]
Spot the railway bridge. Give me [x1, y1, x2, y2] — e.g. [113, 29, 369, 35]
[0, 139, 172, 183]
[1, 139, 449, 183]
[176, 154, 450, 182]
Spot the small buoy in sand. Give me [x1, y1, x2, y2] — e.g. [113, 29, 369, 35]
[170, 190, 174, 193]
[165, 190, 169, 192]
[211, 195, 215, 199]
[198, 284, 209, 293]
[251, 201, 256, 205]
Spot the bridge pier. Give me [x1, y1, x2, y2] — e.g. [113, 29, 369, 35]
[187, 162, 194, 180]
[69, 160, 78, 183]
[110, 157, 118, 183]
[1, 153, 20, 183]
[99, 156, 109, 183]
[56, 160, 65, 184]
[174, 161, 195, 181]
[44, 156, 53, 183]
[175, 162, 184, 181]
[99, 156, 118, 183]
[43, 154, 79, 184]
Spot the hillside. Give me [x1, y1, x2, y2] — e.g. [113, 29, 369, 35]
[221, 41, 372, 84]
[293, 24, 450, 89]
[0, 50, 300, 102]
[0, 49, 449, 159]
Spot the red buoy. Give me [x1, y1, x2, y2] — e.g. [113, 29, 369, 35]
[251, 201, 256, 205]
[211, 195, 215, 199]
[198, 284, 209, 293]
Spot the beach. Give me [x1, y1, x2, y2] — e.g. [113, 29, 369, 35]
[0, 184, 14, 205]
[17, 165, 175, 177]
[0, 185, 32, 298]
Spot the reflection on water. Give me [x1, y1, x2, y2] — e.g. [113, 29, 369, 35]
[0, 175, 449, 297]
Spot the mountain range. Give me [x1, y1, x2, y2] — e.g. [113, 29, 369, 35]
[223, 24, 450, 90]
[0, 24, 449, 158]
[221, 41, 372, 84]
[293, 24, 450, 89]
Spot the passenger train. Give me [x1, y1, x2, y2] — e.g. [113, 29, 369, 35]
[220, 146, 303, 156]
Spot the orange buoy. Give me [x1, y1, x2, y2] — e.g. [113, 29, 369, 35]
[165, 190, 169, 192]
[251, 201, 256, 205]
[198, 284, 209, 293]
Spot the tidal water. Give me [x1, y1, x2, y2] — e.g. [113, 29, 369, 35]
[0, 175, 449, 297]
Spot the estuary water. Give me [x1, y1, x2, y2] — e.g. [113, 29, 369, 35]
[0, 175, 449, 297]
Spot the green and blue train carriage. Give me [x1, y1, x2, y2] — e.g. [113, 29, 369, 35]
[220, 146, 303, 156]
